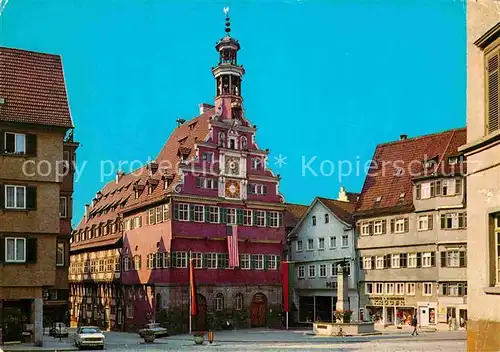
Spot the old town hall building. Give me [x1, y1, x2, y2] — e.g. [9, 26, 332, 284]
[69, 12, 286, 332]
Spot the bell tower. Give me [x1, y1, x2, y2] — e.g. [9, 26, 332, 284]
[212, 7, 245, 120]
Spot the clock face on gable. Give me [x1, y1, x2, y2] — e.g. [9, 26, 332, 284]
[225, 179, 241, 198]
[225, 156, 240, 175]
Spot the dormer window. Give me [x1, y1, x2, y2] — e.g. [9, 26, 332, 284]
[229, 138, 236, 149]
[394, 167, 403, 176]
[448, 157, 458, 165]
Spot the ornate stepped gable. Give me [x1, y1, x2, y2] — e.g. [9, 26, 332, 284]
[355, 128, 467, 215]
[71, 9, 284, 248]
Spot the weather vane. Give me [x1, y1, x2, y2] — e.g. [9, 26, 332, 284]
[223, 7, 229, 16]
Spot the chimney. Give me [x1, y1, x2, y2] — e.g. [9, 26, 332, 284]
[176, 119, 186, 128]
[199, 103, 215, 114]
[84, 204, 90, 220]
[400, 134, 408, 140]
[116, 171, 125, 184]
[337, 186, 348, 202]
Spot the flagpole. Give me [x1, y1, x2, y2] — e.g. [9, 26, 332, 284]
[189, 255, 192, 334]
[286, 311, 289, 330]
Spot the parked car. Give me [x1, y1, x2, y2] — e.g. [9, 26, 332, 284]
[49, 322, 69, 337]
[138, 323, 168, 338]
[74, 326, 105, 350]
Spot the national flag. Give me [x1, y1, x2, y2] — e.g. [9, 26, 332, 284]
[281, 261, 290, 312]
[226, 225, 239, 268]
[189, 254, 198, 316]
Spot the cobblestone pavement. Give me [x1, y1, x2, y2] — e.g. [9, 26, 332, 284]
[0, 329, 466, 352]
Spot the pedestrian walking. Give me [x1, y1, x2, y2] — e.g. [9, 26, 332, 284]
[448, 315, 453, 331]
[411, 315, 418, 336]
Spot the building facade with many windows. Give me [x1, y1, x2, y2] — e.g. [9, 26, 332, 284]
[288, 189, 358, 324]
[0, 47, 77, 345]
[461, 4, 500, 351]
[355, 129, 467, 327]
[69, 12, 286, 332]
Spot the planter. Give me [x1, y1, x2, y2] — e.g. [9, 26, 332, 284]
[193, 335, 204, 345]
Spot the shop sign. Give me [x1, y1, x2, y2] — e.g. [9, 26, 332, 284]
[371, 296, 405, 307]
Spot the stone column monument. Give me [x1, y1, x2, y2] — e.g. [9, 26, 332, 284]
[335, 263, 350, 323]
[34, 298, 43, 346]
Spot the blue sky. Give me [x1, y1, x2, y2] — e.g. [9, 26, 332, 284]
[0, 0, 465, 224]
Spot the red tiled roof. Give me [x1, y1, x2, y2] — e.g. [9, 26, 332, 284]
[284, 203, 309, 229]
[317, 197, 355, 225]
[345, 192, 360, 205]
[0, 47, 73, 128]
[71, 109, 214, 250]
[355, 128, 467, 215]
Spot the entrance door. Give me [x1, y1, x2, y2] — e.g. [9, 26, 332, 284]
[3, 307, 23, 343]
[419, 307, 429, 326]
[193, 295, 207, 331]
[251, 293, 267, 327]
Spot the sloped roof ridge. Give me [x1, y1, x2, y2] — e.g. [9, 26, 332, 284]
[0, 45, 61, 57]
[376, 127, 466, 148]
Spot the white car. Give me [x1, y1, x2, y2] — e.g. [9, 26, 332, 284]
[74, 326, 105, 350]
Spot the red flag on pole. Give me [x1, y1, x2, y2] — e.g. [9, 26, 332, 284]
[190, 256, 198, 316]
[281, 261, 289, 312]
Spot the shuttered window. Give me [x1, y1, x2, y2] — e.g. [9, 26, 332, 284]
[487, 49, 500, 134]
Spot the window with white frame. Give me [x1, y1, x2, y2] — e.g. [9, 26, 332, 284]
[342, 235, 348, 247]
[193, 205, 204, 222]
[235, 294, 243, 310]
[243, 209, 252, 226]
[254, 254, 264, 270]
[269, 211, 279, 227]
[177, 203, 189, 221]
[215, 294, 224, 311]
[374, 221, 383, 235]
[441, 212, 467, 230]
[251, 157, 262, 170]
[149, 209, 155, 225]
[266, 255, 278, 270]
[240, 254, 250, 269]
[391, 254, 400, 268]
[319, 264, 327, 277]
[395, 283, 405, 295]
[442, 179, 456, 196]
[408, 253, 417, 268]
[163, 204, 169, 220]
[5, 237, 26, 263]
[423, 282, 433, 296]
[133, 255, 141, 270]
[227, 208, 236, 225]
[395, 219, 405, 233]
[308, 264, 316, 278]
[376, 256, 384, 269]
[191, 252, 202, 269]
[422, 252, 432, 267]
[365, 283, 373, 294]
[361, 223, 370, 235]
[406, 283, 416, 295]
[209, 206, 219, 223]
[156, 207, 162, 223]
[385, 283, 394, 295]
[298, 265, 305, 279]
[155, 252, 163, 268]
[363, 257, 372, 270]
[133, 216, 142, 229]
[446, 250, 460, 267]
[5, 185, 26, 209]
[202, 152, 214, 163]
[162, 252, 170, 268]
[60, 196, 67, 218]
[4, 132, 26, 154]
[421, 182, 431, 199]
[307, 239, 314, 251]
[256, 210, 266, 227]
[418, 215, 429, 231]
[207, 253, 218, 269]
[318, 238, 325, 250]
[296, 240, 303, 252]
[330, 236, 336, 248]
[56, 242, 65, 266]
[176, 252, 187, 268]
[375, 283, 384, 295]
